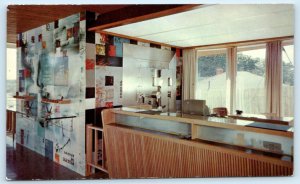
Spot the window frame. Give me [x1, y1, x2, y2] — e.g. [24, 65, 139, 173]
[281, 40, 294, 117]
[195, 38, 294, 116]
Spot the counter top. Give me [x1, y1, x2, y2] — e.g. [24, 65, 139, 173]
[228, 114, 293, 126]
[111, 107, 294, 138]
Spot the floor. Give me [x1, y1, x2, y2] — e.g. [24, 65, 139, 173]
[6, 134, 109, 181]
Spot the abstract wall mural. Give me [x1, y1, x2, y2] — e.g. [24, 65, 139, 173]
[16, 12, 86, 176]
[94, 32, 126, 117]
[95, 66, 123, 108]
[53, 56, 68, 86]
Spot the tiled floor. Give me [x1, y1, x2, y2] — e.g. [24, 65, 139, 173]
[6, 135, 109, 181]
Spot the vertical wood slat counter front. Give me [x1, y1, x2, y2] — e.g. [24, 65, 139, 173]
[101, 107, 293, 178]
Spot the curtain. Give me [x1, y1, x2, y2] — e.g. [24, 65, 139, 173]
[183, 49, 197, 100]
[226, 47, 237, 114]
[265, 41, 282, 116]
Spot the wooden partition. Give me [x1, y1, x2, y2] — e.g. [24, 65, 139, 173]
[104, 125, 292, 178]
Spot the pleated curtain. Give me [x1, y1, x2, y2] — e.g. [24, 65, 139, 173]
[226, 47, 237, 114]
[265, 41, 282, 116]
[183, 49, 197, 100]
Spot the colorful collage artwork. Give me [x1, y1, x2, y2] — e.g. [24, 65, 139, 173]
[18, 70, 25, 92]
[16, 12, 86, 176]
[54, 56, 68, 86]
[95, 67, 123, 108]
[93, 33, 127, 109]
[96, 44, 105, 55]
[54, 15, 80, 54]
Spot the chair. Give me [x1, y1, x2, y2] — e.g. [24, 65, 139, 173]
[212, 107, 228, 117]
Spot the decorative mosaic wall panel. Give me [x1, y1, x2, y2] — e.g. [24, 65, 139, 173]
[16, 12, 87, 176]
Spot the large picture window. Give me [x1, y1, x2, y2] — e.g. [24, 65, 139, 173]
[196, 49, 228, 110]
[6, 47, 17, 110]
[281, 41, 294, 117]
[236, 45, 266, 114]
[195, 39, 294, 117]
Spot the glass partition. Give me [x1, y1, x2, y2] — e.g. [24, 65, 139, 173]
[115, 113, 191, 138]
[195, 125, 292, 156]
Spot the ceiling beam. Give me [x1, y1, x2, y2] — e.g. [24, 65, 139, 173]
[89, 4, 202, 31]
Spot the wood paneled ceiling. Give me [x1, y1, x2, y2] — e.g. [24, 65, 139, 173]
[7, 4, 188, 45]
[7, 5, 129, 44]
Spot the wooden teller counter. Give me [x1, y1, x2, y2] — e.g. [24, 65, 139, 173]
[101, 106, 294, 178]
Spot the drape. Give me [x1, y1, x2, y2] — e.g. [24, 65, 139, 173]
[183, 49, 197, 100]
[226, 47, 237, 114]
[265, 41, 282, 116]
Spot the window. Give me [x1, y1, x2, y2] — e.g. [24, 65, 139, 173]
[6, 47, 17, 110]
[236, 45, 266, 114]
[281, 41, 294, 117]
[195, 39, 294, 117]
[196, 49, 228, 110]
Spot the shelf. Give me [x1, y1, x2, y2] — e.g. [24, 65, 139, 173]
[13, 95, 35, 101]
[86, 124, 107, 176]
[41, 98, 71, 104]
[87, 163, 108, 173]
[86, 125, 103, 132]
[45, 115, 77, 121]
[15, 111, 37, 119]
[16, 111, 76, 121]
